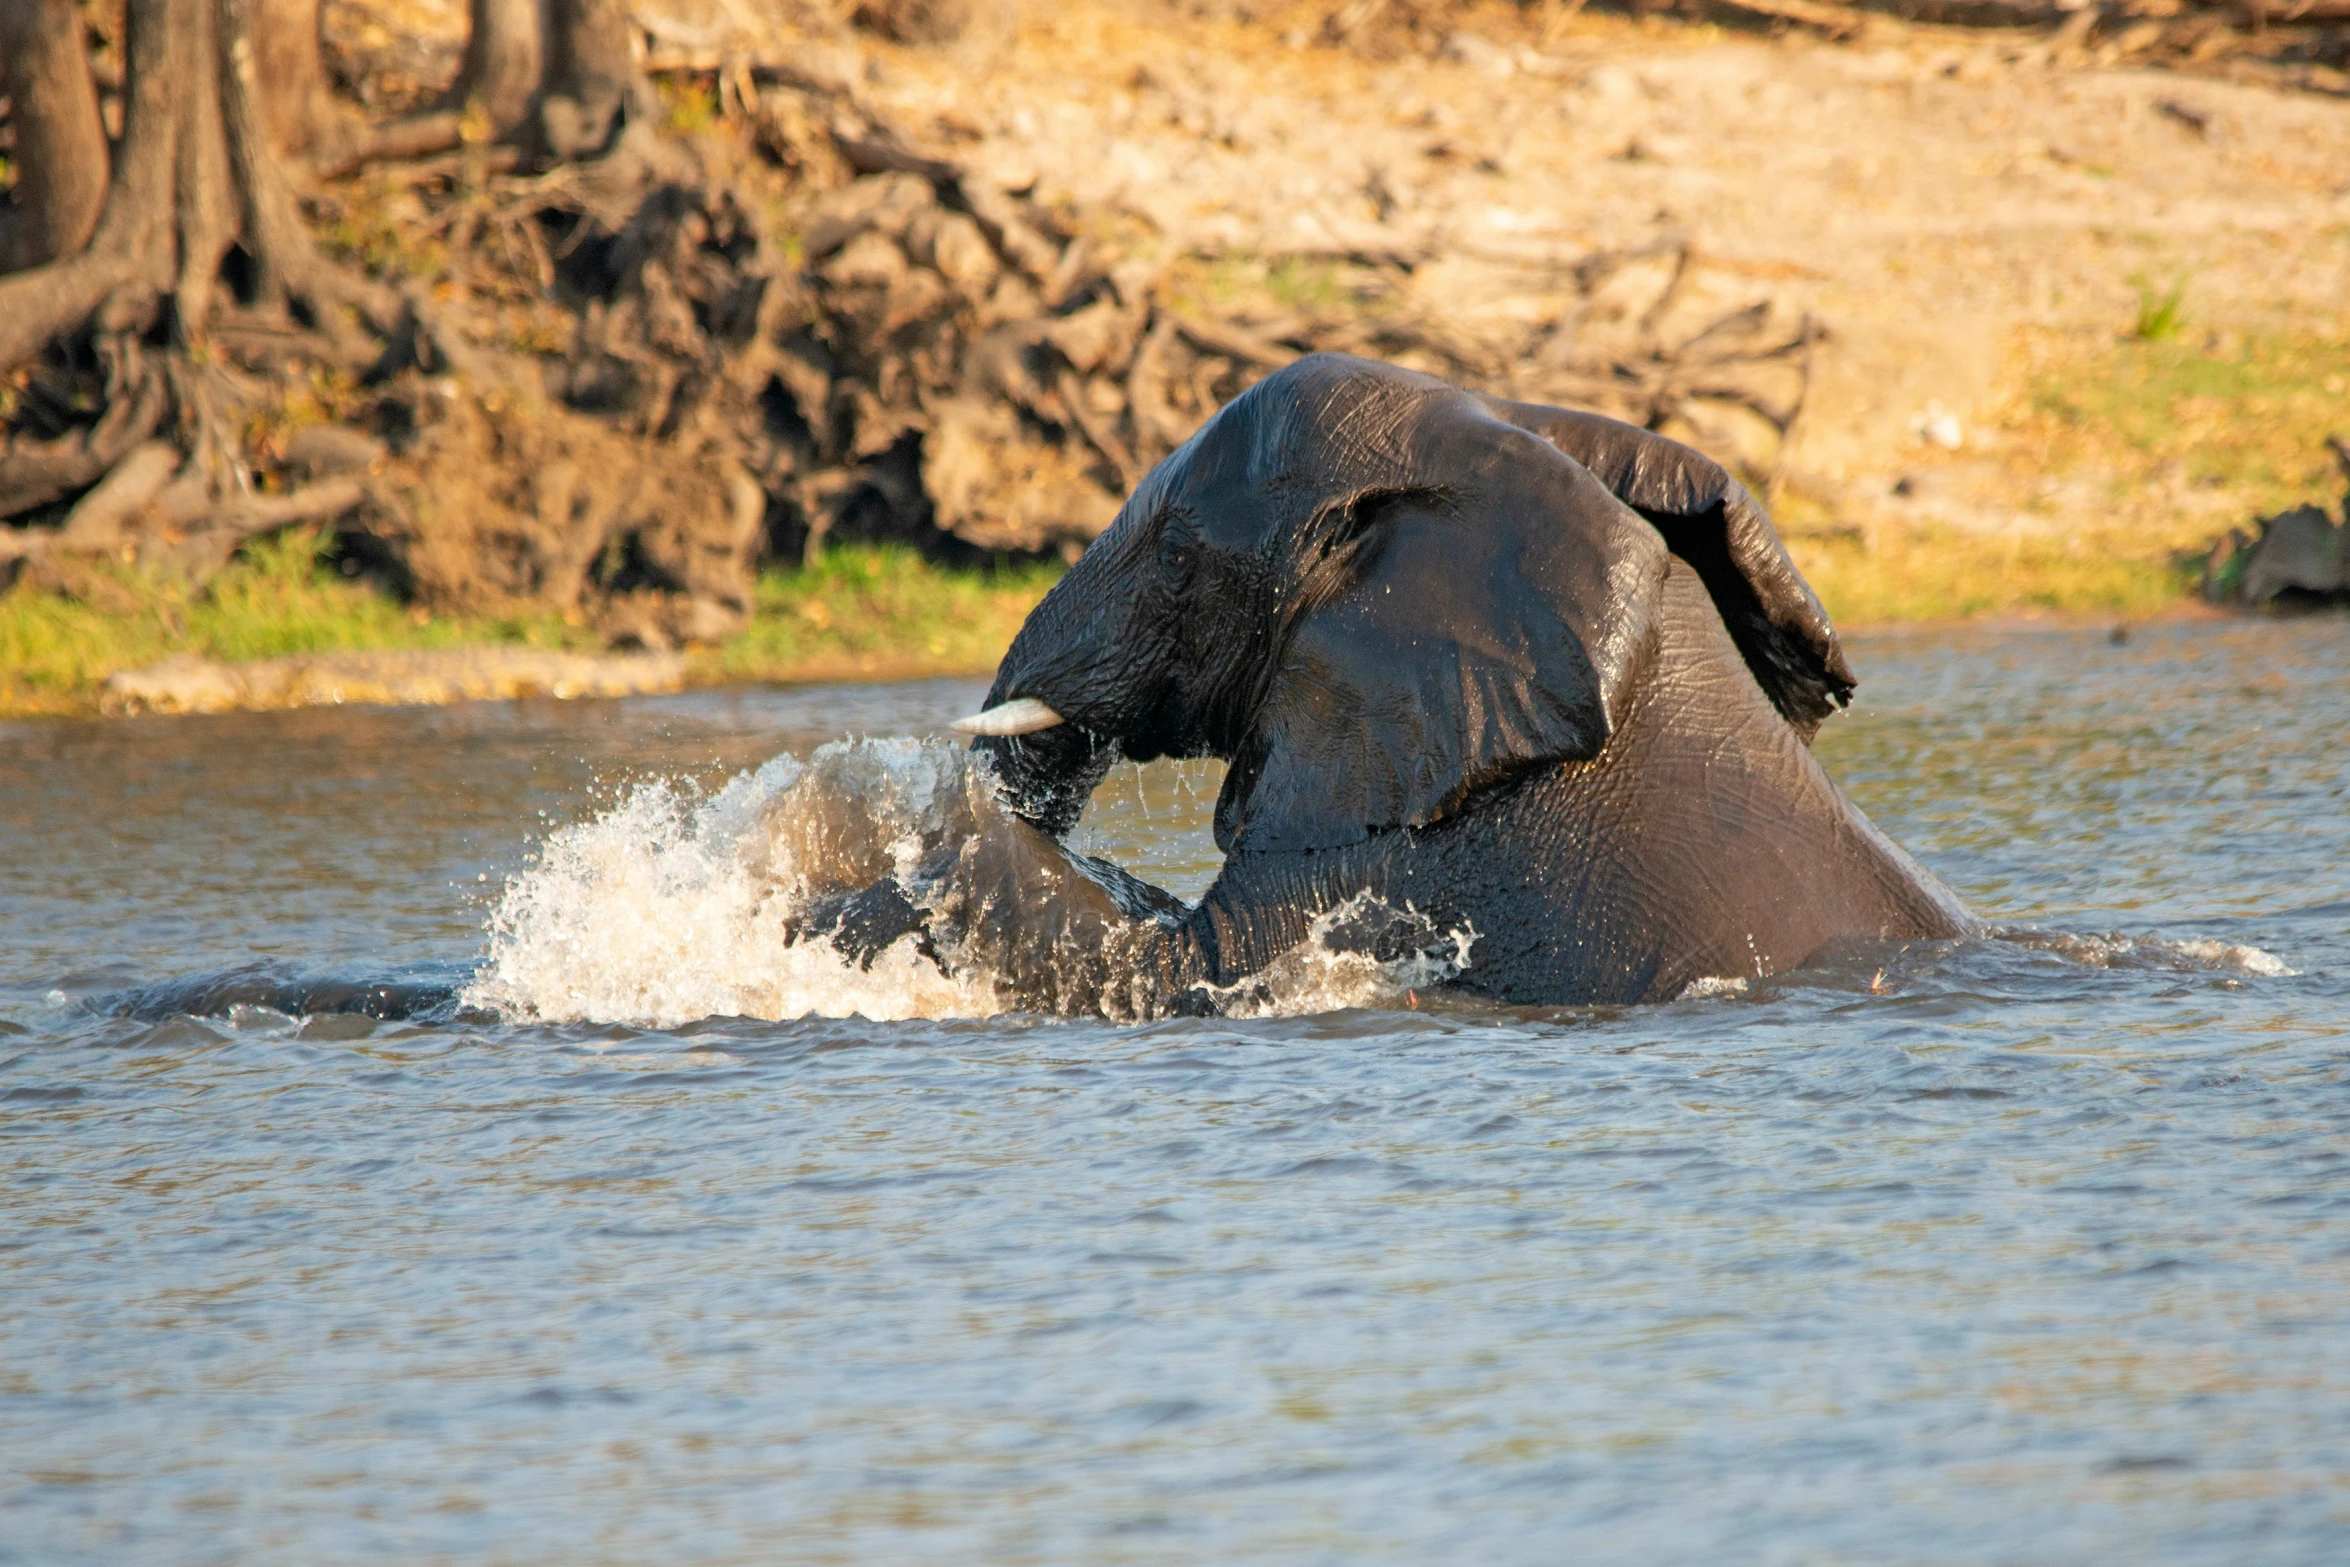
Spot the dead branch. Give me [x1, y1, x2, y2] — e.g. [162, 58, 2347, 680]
[159, 473, 371, 578]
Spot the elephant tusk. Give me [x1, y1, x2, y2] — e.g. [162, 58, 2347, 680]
[950, 697, 1066, 736]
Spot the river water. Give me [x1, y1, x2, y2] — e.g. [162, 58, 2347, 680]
[4, 617, 2347, 1564]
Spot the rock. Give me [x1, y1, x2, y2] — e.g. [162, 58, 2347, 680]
[103, 654, 246, 715]
[2236, 504, 2344, 605]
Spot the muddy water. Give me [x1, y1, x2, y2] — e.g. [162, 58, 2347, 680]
[4, 619, 2347, 1564]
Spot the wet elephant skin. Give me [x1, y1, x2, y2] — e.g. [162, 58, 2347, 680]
[1182, 560, 1971, 1003]
[929, 353, 1974, 1009]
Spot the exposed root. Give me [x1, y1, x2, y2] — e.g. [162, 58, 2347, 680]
[4, 11, 1820, 643]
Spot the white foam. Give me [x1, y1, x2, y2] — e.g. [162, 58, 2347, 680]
[2007, 928, 2299, 978]
[2161, 938, 2296, 977]
[463, 740, 1472, 1028]
[1204, 894, 1480, 1019]
[463, 743, 999, 1026]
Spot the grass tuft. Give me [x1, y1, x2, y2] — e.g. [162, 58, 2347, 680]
[5, 529, 574, 716]
[658, 76, 721, 137]
[2129, 273, 2190, 342]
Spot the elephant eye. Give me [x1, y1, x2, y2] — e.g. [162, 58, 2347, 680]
[1153, 509, 1198, 574]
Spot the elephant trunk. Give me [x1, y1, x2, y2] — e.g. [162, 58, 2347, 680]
[968, 516, 1175, 836]
[903, 782, 1214, 1019]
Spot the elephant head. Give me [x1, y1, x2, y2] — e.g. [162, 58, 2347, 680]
[963, 354, 1855, 857]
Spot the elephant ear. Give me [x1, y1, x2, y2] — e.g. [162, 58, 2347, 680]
[1215, 414, 1671, 854]
[1477, 396, 1855, 735]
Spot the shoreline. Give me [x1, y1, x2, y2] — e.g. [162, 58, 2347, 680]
[0, 646, 1013, 723]
[6, 1, 2345, 723]
[9, 586, 2300, 725]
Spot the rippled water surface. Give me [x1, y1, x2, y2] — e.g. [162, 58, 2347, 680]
[5, 619, 2348, 1564]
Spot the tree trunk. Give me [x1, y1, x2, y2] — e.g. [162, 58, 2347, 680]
[175, 0, 239, 338]
[1, 0, 637, 373]
[320, 0, 543, 172]
[0, 0, 184, 372]
[0, 0, 112, 272]
[252, 0, 338, 157]
[330, 0, 646, 173]
[540, 0, 635, 157]
[458, 0, 547, 141]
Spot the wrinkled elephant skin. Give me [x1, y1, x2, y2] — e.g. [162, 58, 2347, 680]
[836, 354, 1972, 1012]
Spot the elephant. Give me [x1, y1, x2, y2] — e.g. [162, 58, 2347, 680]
[799, 353, 1972, 1014]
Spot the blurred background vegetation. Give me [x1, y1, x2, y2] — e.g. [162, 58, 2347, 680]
[2, 0, 2345, 713]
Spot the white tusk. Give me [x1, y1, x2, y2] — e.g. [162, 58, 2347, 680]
[949, 697, 1065, 736]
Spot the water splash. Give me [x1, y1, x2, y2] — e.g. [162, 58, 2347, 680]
[464, 741, 997, 1026]
[463, 740, 1467, 1028]
[1203, 894, 1480, 1019]
[1999, 927, 2298, 978]
[472, 739, 2302, 1032]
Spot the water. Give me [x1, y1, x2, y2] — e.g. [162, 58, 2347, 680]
[4, 619, 2347, 1564]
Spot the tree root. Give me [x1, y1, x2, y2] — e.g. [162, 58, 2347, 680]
[4, 17, 1826, 652]
[0, 335, 171, 516]
[159, 473, 373, 579]
[0, 453, 368, 594]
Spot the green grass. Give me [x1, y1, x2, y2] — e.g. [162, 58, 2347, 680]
[315, 180, 450, 284]
[1160, 255, 1376, 322]
[658, 76, 720, 137]
[1, 538, 1061, 717]
[1265, 258, 1351, 313]
[1769, 324, 2350, 624]
[0, 529, 583, 715]
[710, 545, 1062, 684]
[2022, 327, 2350, 512]
[1787, 525, 2200, 626]
[2130, 273, 2190, 342]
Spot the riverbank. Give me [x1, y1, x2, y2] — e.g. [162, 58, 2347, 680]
[15, 318, 2344, 717]
[20, 316, 2348, 718]
[7, 1, 2346, 719]
[0, 521, 2231, 720]
[0, 542, 1058, 718]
